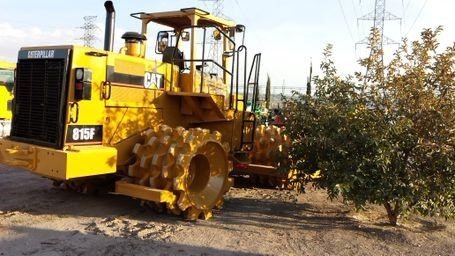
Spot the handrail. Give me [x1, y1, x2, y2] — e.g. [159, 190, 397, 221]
[160, 25, 236, 96]
[235, 45, 247, 111]
[200, 28, 207, 93]
[248, 53, 261, 112]
[170, 59, 232, 76]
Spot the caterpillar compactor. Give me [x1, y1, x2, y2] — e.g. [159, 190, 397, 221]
[0, 60, 15, 137]
[0, 1, 290, 219]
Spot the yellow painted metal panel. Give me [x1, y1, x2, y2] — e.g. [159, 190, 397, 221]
[65, 145, 117, 179]
[0, 60, 15, 120]
[115, 180, 176, 204]
[114, 58, 144, 76]
[0, 139, 117, 180]
[0, 87, 13, 119]
[67, 46, 107, 126]
[103, 107, 164, 145]
[0, 61, 15, 70]
[105, 85, 162, 108]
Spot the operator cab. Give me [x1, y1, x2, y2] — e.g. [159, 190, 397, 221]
[130, 8, 243, 94]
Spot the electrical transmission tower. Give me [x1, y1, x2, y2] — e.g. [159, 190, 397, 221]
[201, 0, 224, 16]
[79, 16, 98, 47]
[357, 0, 401, 51]
[200, 0, 225, 74]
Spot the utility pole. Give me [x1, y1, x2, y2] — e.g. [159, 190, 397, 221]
[79, 16, 98, 47]
[357, 0, 401, 52]
[306, 60, 313, 96]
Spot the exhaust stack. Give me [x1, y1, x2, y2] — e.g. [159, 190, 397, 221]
[104, 1, 115, 51]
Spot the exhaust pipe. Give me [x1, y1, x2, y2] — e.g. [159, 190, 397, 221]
[104, 1, 115, 51]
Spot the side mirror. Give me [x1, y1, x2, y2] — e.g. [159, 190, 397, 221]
[235, 24, 245, 33]
[213, 30, 221, 41]
[181, 31, 190, 41]
[157, 31, 169, 53]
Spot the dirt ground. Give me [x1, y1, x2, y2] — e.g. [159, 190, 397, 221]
[1, 164, 454, 256]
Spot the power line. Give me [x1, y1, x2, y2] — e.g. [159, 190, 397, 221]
[338, 0, 355, 42]
[402, 0, 413, 22]
[351, 0, 362, 39]
[351, 0, 359, 18]
[405, 0, 428, 36]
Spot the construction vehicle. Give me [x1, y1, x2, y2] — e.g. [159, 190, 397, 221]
[0, 1, 290, 220]
[0, 60, 15, 137]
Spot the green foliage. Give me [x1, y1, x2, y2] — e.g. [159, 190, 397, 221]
[283, 28, 455, 225]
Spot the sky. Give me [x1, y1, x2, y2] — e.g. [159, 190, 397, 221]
[0, 0, 453, 93]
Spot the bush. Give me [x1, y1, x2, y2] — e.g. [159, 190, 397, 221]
[283, 27, 455, 225]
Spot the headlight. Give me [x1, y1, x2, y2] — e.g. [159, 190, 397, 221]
[75, 68, 84, 80]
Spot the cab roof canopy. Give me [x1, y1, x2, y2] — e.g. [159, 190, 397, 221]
[131, 7, 236, 30]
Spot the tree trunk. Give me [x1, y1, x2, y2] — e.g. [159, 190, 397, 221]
[384, 202, 399, 226]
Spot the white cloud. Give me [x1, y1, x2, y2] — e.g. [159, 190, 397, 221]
[0, 21, 133, 61]
[0, 22, 80, 61]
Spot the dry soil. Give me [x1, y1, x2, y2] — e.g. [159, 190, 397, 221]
[1, 164, 454, 256]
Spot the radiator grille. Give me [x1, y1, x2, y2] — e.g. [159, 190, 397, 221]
[11, 59, 66, 147]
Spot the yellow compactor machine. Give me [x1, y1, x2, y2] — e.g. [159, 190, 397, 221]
[0, 60, 14, 137]
[0, 1, 290, 219]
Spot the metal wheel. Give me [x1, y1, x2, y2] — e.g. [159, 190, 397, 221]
[249, 125, 293, 188]
[128, 125, 232, 220]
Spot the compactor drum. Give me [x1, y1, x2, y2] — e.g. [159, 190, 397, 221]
[0, 1, 292, 219]
[124, 125, 231, 219]
[247, 125, 293, 188]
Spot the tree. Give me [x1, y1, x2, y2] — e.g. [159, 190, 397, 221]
[265, 74, 271, 109]
[283, 27, 455, 225]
